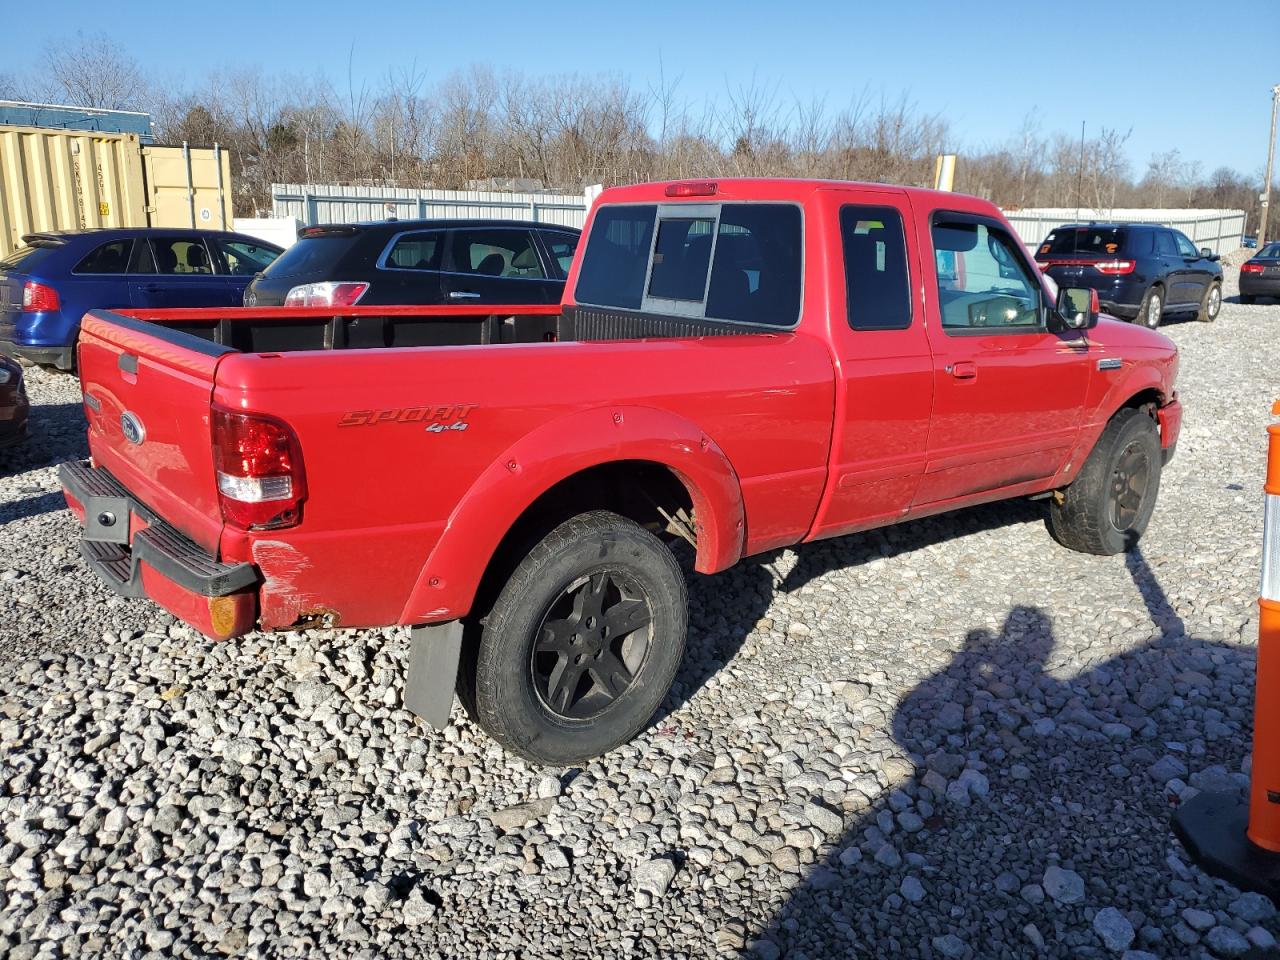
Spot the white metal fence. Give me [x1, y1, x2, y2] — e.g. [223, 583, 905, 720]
[272, 183, 589, 229]
[272, 186, 1247, 257]
[1004, 207, 1247, 255]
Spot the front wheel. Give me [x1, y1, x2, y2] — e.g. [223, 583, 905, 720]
[1196, 281, 1222, 321]
[1136, 287, 1164, 329]
[465, 511, 687, 765]
[1049, 407, 1162, 556]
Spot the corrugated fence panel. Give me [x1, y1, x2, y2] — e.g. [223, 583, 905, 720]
[1004, 207, 1246, 255]
[272, 183, 589, 229]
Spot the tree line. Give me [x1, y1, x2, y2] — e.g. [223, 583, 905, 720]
[1, 34, 1270, 230]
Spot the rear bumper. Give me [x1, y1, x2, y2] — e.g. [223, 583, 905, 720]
[0, 339, 73, 369]
[1240, 276, 1280, 297]
[59, 460, 259, 638]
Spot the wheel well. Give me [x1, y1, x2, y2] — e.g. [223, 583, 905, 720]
[1121, 388, 1162, 418]
[471, 461, 695, 622]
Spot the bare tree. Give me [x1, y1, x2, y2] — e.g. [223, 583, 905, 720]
[43, 32, 148, 110]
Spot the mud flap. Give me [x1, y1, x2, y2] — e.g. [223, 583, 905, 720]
[405, 621, 463, 729]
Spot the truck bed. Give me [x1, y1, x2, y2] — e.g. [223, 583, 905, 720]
[106, 304, 565, 353]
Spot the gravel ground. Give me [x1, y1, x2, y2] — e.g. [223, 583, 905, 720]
[1, 264, 1278, 959]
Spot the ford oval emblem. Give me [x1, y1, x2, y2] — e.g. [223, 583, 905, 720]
[120, 411, 145, 445]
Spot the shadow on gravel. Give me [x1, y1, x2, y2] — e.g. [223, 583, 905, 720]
[658, 500, 1045, 726]
[755, 547, 1264, 959]
[0, 402, 87, 478]
[0, 490, 67, 523]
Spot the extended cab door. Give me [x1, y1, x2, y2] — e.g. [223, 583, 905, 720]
[441, 227, 563, 305]
[915, 213, 1092, 505]
[808, 189, 934, 539]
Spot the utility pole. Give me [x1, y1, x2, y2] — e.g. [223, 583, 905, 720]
[1261, 84, 1280, 245]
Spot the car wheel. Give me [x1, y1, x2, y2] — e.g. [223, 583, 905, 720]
[464, 510, 687, 765]
[1049, 407, 1162, 556]
[1240, 294, 1256, 305]
[1136, 287, 1163, 329]
[1196, 282, 1222, 322]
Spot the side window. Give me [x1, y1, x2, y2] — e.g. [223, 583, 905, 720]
[217, 239, 280, 276]
[450, 229, 546, 279]
[840, 205, 911, 331]
[74, 239, 133, 275]
[384, 232, 442, 271]
[544, 233, 579, 279]
[705, 204, 802, 326]
[151, 238, 214, 275]
[1155, 231, 1179, 256]
[932, 219, 1041, 331]
[1173, 231, 1198, 257]
[575, 205, 656, 309]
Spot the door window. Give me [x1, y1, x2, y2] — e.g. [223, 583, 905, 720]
[932, 219, 1042, 331]
[543, 233, 579, 279]
[841, 206, 911, 330]
[384, 232, 443, 270]
[150, 238, 214, 275]
[217, 239, 280, 275]
[449, 229, 545, 279]
[74, 239, 133, 275]
[1173, 231, 1198, 257]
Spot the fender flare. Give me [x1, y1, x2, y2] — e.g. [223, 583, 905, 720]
[1054, 365, 1168, 486]
[398, 405, 746, 624]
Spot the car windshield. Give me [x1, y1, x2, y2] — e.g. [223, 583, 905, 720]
[1039, 227, 1127, 256]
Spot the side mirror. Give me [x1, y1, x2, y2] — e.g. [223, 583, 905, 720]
[1199, 247, 1213, 258]
[1055, 286, 1098, 330]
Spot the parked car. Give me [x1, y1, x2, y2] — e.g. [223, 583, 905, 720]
[1034, 223, 1223, 329]
[1240, 241, 1280, 303]
[242, 219, 581, 308]
[0, 228, 283, 369]
[0, 354, 27, 448]
[60, 178, 1181, 763]
[1243, 235, 1258, 249]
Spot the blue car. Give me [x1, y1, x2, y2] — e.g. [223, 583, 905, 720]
[0, 228, 283, 369]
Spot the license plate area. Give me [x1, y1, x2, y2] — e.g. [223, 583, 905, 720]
[83, 495, 132, 545]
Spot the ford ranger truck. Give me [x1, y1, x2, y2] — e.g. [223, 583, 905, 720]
[60, 179, 1182, 764]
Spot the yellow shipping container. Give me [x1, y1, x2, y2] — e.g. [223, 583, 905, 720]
[0, 125, 233, 258]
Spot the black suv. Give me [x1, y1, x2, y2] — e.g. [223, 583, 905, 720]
[244, 219, 581, 308]
[1034, 223, 1223, 328]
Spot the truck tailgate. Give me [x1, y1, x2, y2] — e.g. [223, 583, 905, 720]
[78, 310, 227, 553]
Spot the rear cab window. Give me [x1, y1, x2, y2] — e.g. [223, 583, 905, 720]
[574, 202, 802, 326]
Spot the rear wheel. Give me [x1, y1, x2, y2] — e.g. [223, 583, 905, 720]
[1049, 407, 1162, 556]
[1136, 287, 1164, 329]
[1196, 281, 1222, 321]
[464, 510, 687, 765]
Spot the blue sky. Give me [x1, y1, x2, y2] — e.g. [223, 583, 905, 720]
[12, 0, 1280, 177]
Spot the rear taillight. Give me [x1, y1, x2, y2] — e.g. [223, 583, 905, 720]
[21, 280, 59, 312]
[212, 407, 307, 530]
[1242, 262, 1265, 274]
[283, 281, 369, 307]
[1093, 260, 1135, 275]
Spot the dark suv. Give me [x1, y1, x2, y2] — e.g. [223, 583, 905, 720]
[1034, 223, 1222, 328]
[244, 219, 581, 308]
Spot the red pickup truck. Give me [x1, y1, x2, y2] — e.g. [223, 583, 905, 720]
[60, 179, 1181, 763]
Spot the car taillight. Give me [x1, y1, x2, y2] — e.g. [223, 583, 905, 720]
[283, 281, 369, 307]
[211, 407, 307, 530]
[1242, 262, 1265, 274]
[1093, 260, 1135, 275]
[21, 280, 60, 312]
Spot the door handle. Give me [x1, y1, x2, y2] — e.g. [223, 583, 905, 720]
[448, 291, 481, 300]
[947, 361, 978, 381]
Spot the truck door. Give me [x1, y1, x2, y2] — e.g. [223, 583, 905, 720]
[808, 190, 934, 540]
[916, 213, 1092, 505]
